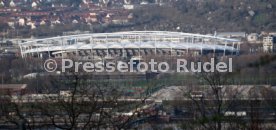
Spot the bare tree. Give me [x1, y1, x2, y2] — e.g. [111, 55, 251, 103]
[178, 57, 248, 130]
[0, 70, 156, 129]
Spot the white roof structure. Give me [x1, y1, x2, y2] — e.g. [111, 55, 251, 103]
[19, 31, 240, 57]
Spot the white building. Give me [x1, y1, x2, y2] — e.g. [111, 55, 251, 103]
[0, 1, 4, 7]
[263, 36, 276, 53]
[40, 20, 46, 25]
[247, 33, 259, 43]
[31, 1, 38, 8]
[9, 0, 16, 7]
[123, 4, 135, 9]
[18, 18, 25, 26]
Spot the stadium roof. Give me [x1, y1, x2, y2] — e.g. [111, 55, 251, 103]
[19, 31, 240, 56]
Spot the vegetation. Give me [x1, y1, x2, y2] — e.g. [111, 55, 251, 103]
[131, 0, 276, 33]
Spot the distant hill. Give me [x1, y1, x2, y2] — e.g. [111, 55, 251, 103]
[130, 0, 276, 33]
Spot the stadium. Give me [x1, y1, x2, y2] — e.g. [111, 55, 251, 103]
[19, 31, 240, 59]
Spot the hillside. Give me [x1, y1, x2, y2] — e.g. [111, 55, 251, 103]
[130, 0, 276, 33]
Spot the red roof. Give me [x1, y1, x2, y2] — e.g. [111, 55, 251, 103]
[15, 11, 50, 17]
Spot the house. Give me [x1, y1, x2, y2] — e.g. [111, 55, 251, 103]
[263, 35, 276, 53]
[269, 32, 276, 36]
[103, 13, 113, 23]
[51, 18, 61, 25]
[217, 32, 246, 39]
[72, 19, 79, 24]
[9, 0, 16, 7]
[31, 1, 38, 9]
[18, 18, 25, 26]
[128, 13, 133, 19]
[7, 20, 15, 28]
[247, 33, 259, 43]
[123, 4, 135, 10]
[26, 21, 36, 29]
[112, 15, 129, 25]
[0, 0, 4, 7]
[85, 15, 98, 23]
[0, 7, 21, 12]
